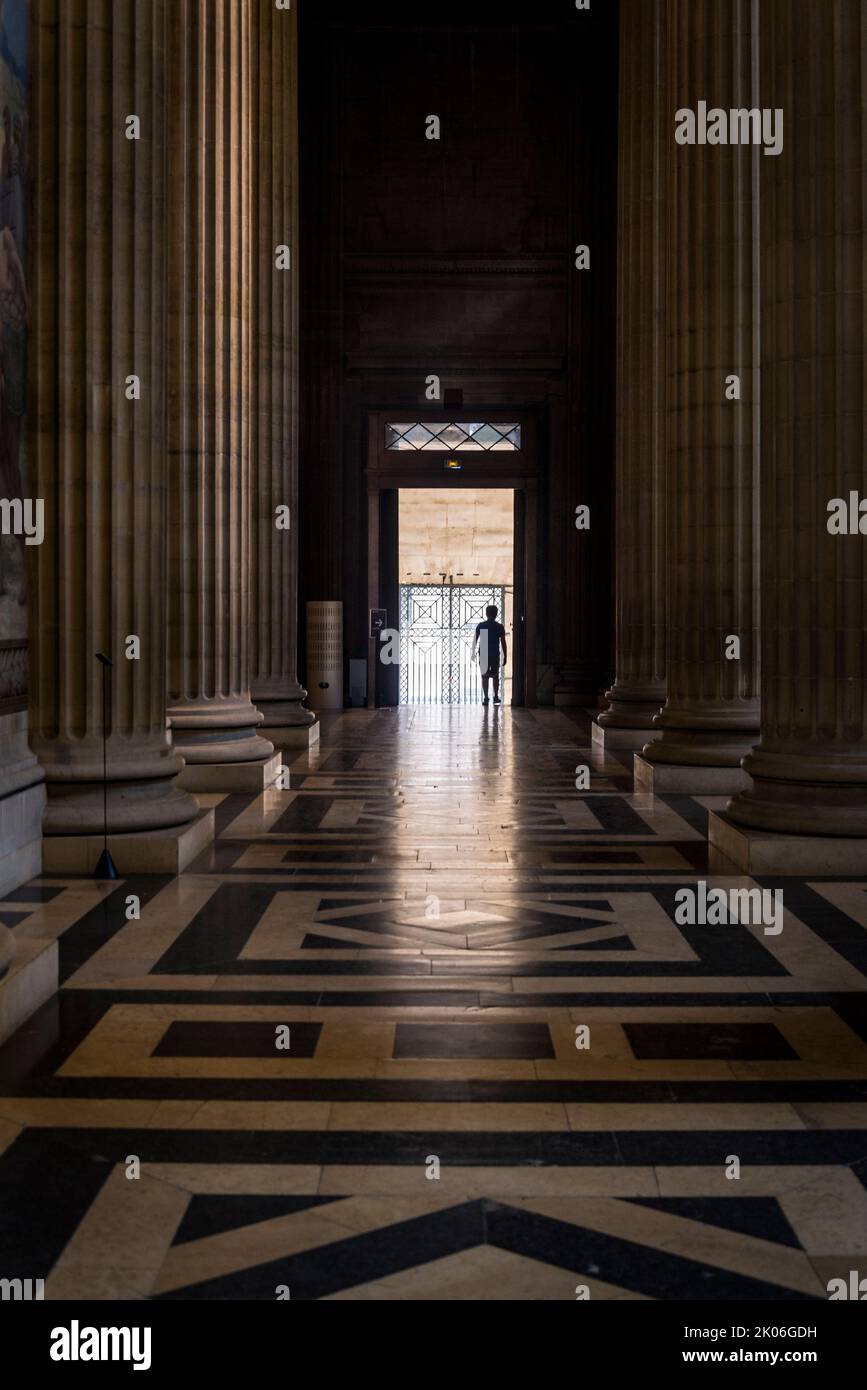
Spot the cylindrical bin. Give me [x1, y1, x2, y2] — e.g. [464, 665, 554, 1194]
[306, 601, 343, 710]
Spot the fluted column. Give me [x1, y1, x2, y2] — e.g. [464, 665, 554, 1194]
[250, 0, 314, 735]
[166, 0, 274, 769]
[29, 0, 198, 834]
[638, 0, 761, 790]
[725, 0, 867, 840]
[597, 0, 667, 745]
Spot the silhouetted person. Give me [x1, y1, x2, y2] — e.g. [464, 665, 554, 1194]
[472, 604, 507, 705]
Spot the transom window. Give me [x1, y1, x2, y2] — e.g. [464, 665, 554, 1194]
[386, 422, 521, 452]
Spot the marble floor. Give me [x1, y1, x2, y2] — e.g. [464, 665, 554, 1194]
[2, 707, 867, 1300]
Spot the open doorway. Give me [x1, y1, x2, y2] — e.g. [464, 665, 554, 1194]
[366, 409, 537, 708]
[398, 489, 514, 705]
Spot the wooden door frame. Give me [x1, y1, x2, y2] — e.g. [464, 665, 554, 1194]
[365, 409, 538, 708]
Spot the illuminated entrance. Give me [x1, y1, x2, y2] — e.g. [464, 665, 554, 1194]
[399, 582, 507, 705]
[397, 485, 513, 705]
[366, 410, 538, 708]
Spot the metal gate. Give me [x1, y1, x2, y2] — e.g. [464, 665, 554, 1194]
[399, 584, 505, 705]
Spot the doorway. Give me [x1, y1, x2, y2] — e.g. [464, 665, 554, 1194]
[366, 410, 538, 708]
[398, 488, 513, 705]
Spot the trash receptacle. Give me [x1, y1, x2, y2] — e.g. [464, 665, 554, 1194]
[306, 601, 343, 710]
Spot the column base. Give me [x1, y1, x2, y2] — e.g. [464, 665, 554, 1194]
[728, 749, 867, 837]
[168, 696, 275, 768]
[42, 778, 200, 837]
[252, 680, 316, 730]
[0, 934, 57, 1045]
[42, 806, 215, 875]
[254, 701, 316, 729]
[592, 721, 659, 752]
[634, 753, 748, 795]
[172, 733, 276, 766]
[708, 810, 867, 875]
[598, 688, 665, 732]
[176, 752, 284, 793]
[261, 721, 320, 748]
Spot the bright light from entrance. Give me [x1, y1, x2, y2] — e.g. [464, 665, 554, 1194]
[398, 488, 514, 706]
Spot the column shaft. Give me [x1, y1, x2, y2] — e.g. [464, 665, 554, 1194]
[29, 0, 197, 833]
[641, 0, 761, 783]
[728, 0, 867, 836]
[166, 0, 274, 767]
[598, 0, 667, 736]
[250, 0, 314, 733]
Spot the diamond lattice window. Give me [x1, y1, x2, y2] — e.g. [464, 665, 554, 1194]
[386, 422, 521, 452]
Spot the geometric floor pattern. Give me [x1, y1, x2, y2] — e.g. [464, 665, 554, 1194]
[2, 707, 867, 1299]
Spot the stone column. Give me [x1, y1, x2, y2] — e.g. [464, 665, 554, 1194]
[595, 0, 667, 751]
[166, 0, 276, 787]
[636, 0, 761, 793]
[249, 0, 316, 744]
[29, 0, 199, 847]
[712, 0, 867, 872]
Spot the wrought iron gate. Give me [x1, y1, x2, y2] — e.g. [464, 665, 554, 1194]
[399, 584, 506, 705]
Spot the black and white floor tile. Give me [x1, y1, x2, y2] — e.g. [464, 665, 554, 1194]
[1, 708, 866, 1299]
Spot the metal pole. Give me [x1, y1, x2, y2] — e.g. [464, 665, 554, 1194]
[103, 660, 108, 854]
